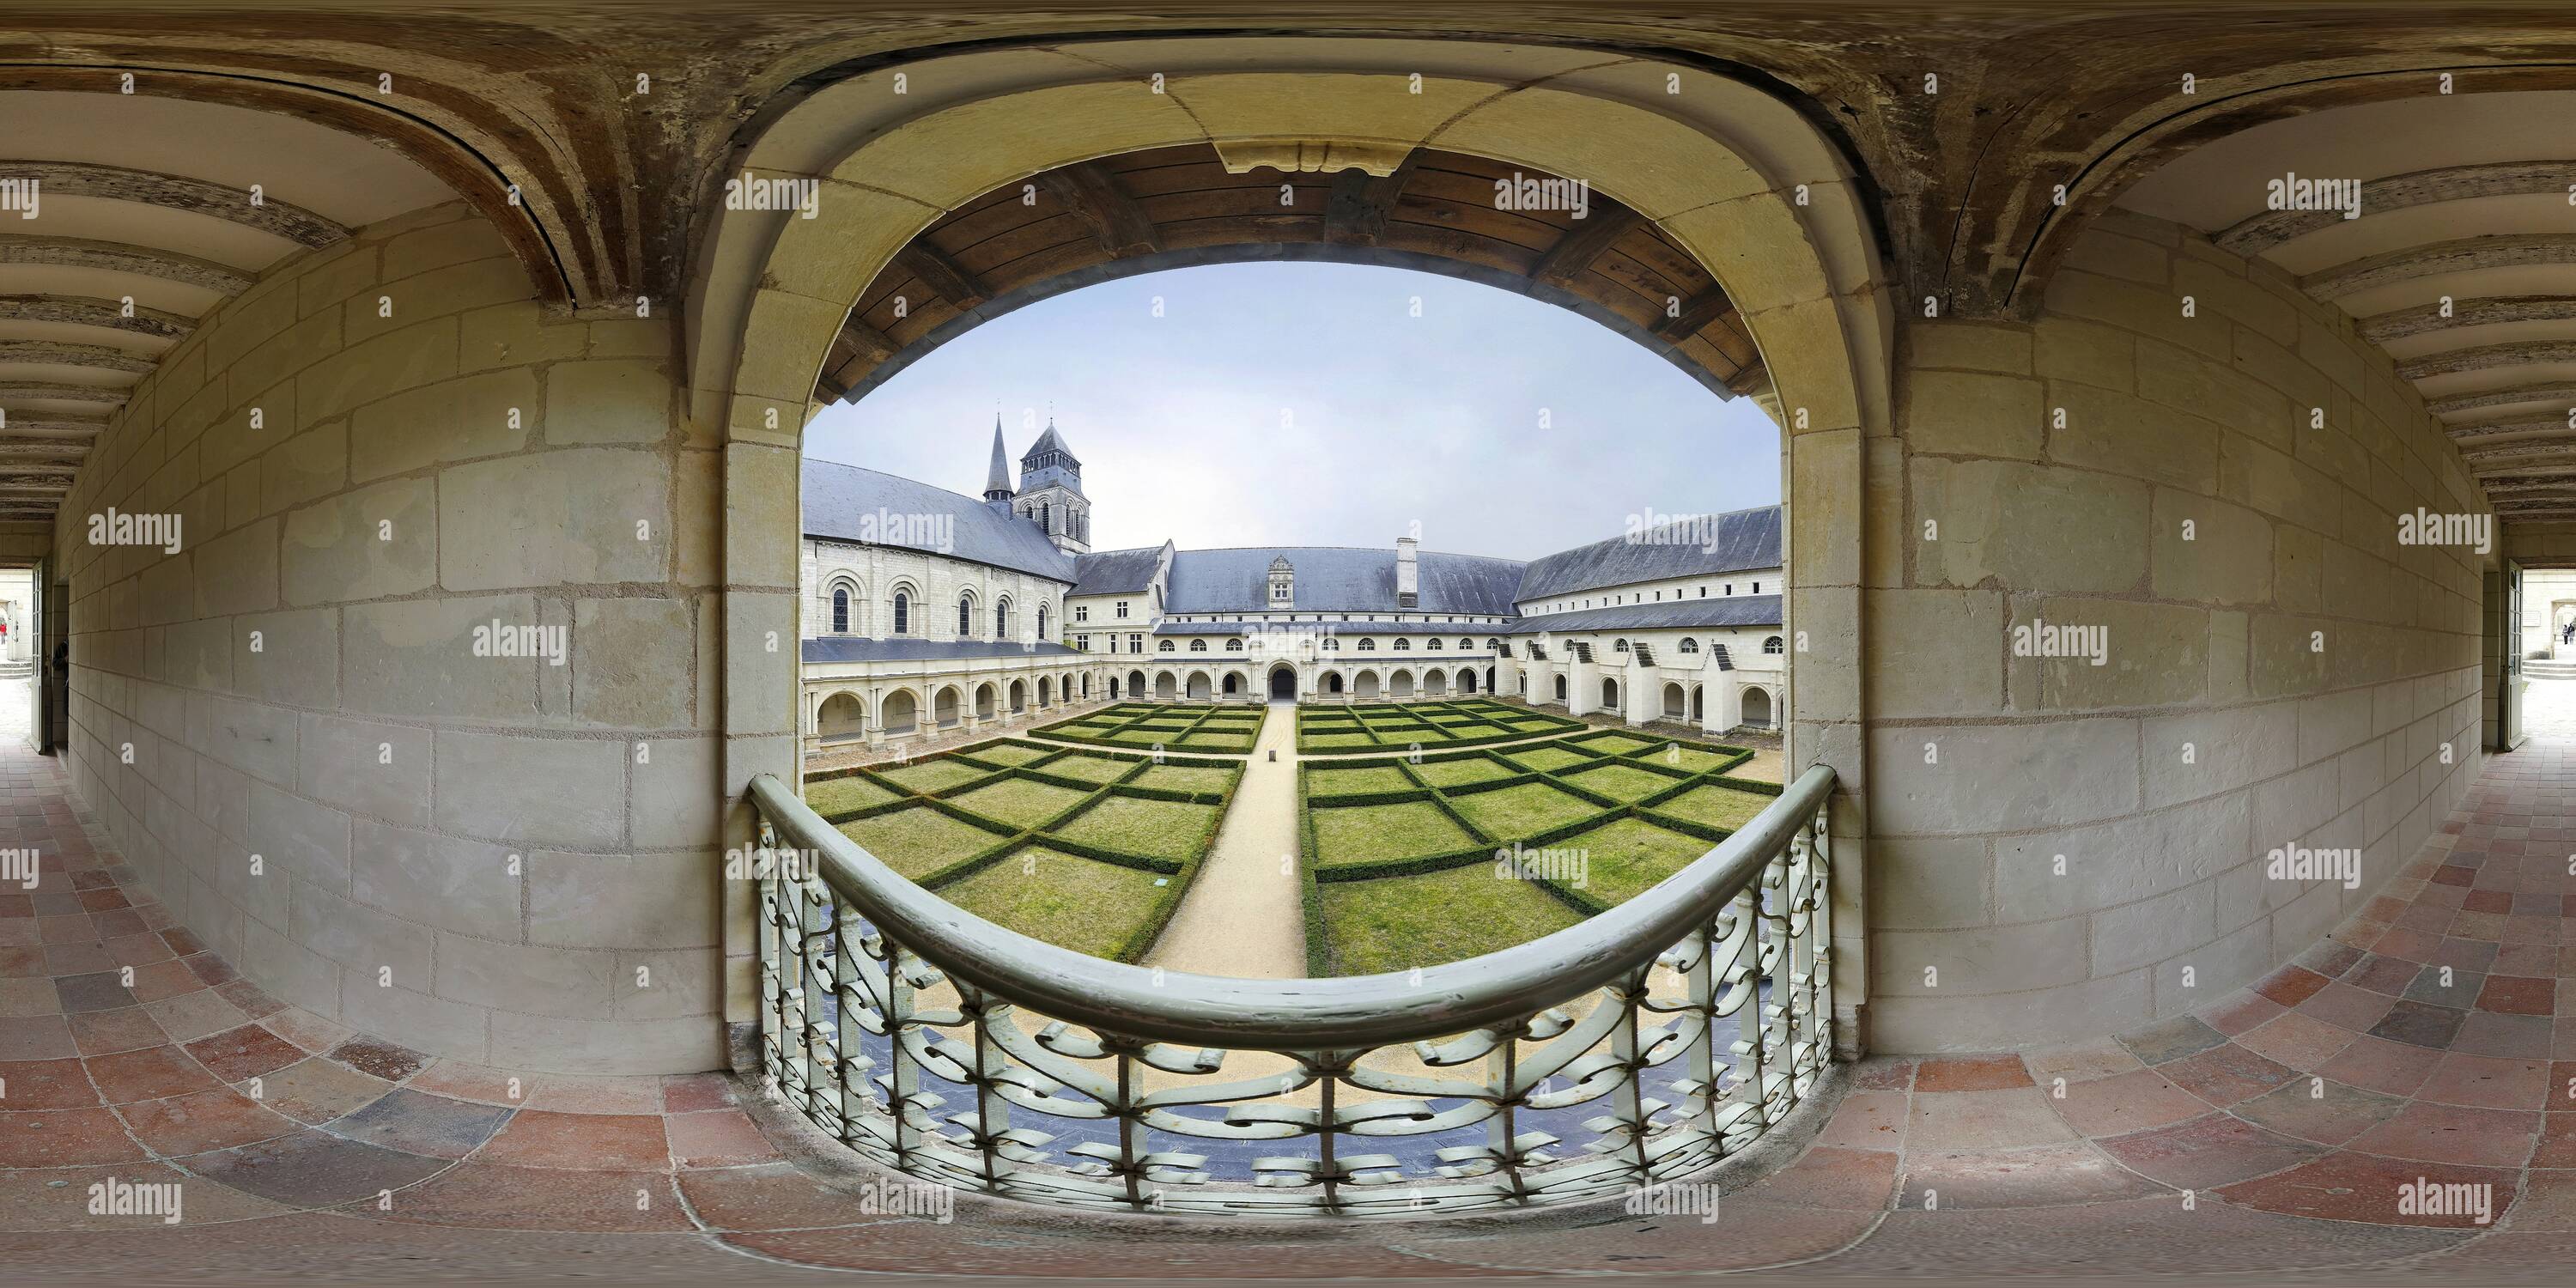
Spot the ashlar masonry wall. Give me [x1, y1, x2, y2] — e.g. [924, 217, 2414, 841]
[1864, 211, 2492, 1051]
[51, 201, 728, 1074]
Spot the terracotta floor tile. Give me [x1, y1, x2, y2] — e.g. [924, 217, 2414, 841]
[0, 1106, 146, 1167]
[53, 969, 130, 1013]
[2348, 1101, 2543, 1166]
[2456, 1011, 2557, 1059]
[1850, 1057, 1915, 1091]
[662, 1109, 779, 1167]
[2318, 1034, 2449, 1097]
[353, 1163, 690, 1232]
[185, 1129, 449, 1207]
[0, 1014, 76, 1061]
[2157, 1041, 2298, 1108]
[1896, 1142, 2166, 1209]
[474, 1109, 670, 1170]
[326, 1037, 428, 1084]
[2236, 1012, 2357, 1069]
[2535, 1112, 2576, 1169]
[659, 1072, 738, 1114]
[255, 1055, 393, 1126]
[2481, 975, 2559, 1015]
[326, 1089, 514, 1159]
[1811, 1089, 1907, 1151]
[141, 988, 247, 1043]
[66, 1005, 165, 1057]
[2199, 991, 2286, 1037]
[0, 1056, 98, 1109]
[2118, 1015, 2230, 1066]
[1905, 1087, 2077, 1151]
[2417, 1054, 2552, 1110]
[260, 1008, 353, 1056]
[677, 1160, 920, 1231]
[86, 1043, 218, 1103]
[2253, 965, 2332, 1007]
[2219, 1150, 2513, 1228]
[119, 1087, 301, 1155]
[2050, 1067, 2209, 1137]
[184, 1024, 309, 1083]
[2093, 1111, 2321, 1190]
[525, 1075, 665, 1115]
[2369, 999, 2470, 1050]
[2231, 1077, 2411, 1145]
[1914, 1054, 2032, 1092]
[406, 1060, 536, 1108]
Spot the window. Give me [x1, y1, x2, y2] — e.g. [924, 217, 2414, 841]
[1485, 637, 1501, 651]
[1225, 638, 1243, 651]
[1189, 638, 1208, 652]
[1075, 605, 1088, 623]
[1699, 586, 1707, 597]
[1076, 634, 1090, 652]
[1679, 637, 1700, 653]
[1457, 637, 1473, 650]
[1393, 638, 1411, 651]
[1763, 635, 1784, 654]
[1157, 639, 1176, 653]
[957, 595, 975, 635]
[1127, 633, 1143, 653]
[1614, 639, 1630, 653]
[1725, 584, 1733, 595]
[1322, 637, 1340, 652]
[892, 592, 910, 635]
[1116, 601, 1129, 618]
[1425, 637, 1443, 650]
[1357, 638, 1376, 652]
[1036, 605, 1048, 640]
[994, 598, 1012, 638]
[1753, 581, 1761, 593]
[830, 587, 849, 634]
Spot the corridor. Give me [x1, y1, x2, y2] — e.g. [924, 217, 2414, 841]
[2, 726, 2571, 1280]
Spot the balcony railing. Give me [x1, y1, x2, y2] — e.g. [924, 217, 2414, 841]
[746, 763, 1837, 1218]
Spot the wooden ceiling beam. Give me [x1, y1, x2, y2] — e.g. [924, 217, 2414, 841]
[895, 243, 987, 310]
[1321, 149, 1421, 247]
[1531, 200, 1647, 291]
[1039, 161, 1163, 258]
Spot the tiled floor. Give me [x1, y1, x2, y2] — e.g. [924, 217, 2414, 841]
[6, 734, 2576, 1280]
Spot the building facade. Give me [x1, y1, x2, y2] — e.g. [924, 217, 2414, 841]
[800, 422, 1785, 752]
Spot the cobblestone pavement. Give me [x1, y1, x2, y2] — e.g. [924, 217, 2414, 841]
[4, 734, 2573, 1282]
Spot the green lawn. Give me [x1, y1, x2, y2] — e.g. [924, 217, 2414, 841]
[1636, 743, 1745, 773]
[1319, 864, 1583, 975]
[1310, 800, 1476, 868]
[966, 742, 1053, 766]
[1445, 781, 1608, 839]
[874, 758, 993, 793]
[1306, 764, 1415, 796]
[1655, 783, 1779, 833]
[1558, 817, 1712, 904]
[1558, 762, 1689, 804]
[1054, 795, 1221, 862]
[1303, 732, 1382, 751]
[805, 775, 899, 816]
[933, 848, 1170, 961]
[1410, 756, 1516, 788]
[948, 777, 1092, 829]
[1571, 733, 1657, 755]
[1126, 763, 1236, 794]
[1039, 753, 1142, 784]
[837, 805, 1008, 878]
[1504, 744, 1596, 773]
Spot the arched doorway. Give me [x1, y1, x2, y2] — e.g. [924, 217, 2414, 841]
[883, 690, 918, 736]
[1601, 678, 1619, 709]
[1221, 673, 1241, 696]
[1129, 669, 1147, 698]
[974, 683, 996, 719]
[1485, 665, 1497, 694]
[1662, 683, 1686, 720]
[1355, 670, 1381, 699]
[1009, 679, 1027, 713]
[1692, 684, 1704, 722]
[933, 686, 961, 728]
[817, 692, 865, 743]
[1424, 668, 1447, 696]
[1552, 674, 1568, 703]
[1155, 672, 1178, 701]
[1187, 671, 1212, 701]
[1743, 686, 1773, 728]
[1391, 670, 1414, 698]
[1323, 671, 1345, 696]
[1460, 669, 1478, 694]
[1081, 673, 1091, 699]
[1038, 676, 1052, 706]
[1268, 665, 1297, 699]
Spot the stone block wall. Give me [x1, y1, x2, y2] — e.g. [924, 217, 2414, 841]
[1865, 212, 2492, 1051]
[49, 202, 726, 1073]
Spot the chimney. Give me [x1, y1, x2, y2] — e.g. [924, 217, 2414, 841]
[1395, 536, 1419, 608]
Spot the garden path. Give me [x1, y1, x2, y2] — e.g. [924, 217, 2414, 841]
[1141, 698, 1309, 978]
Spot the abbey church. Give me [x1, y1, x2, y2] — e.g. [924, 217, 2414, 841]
[799, 420, 1787, 750]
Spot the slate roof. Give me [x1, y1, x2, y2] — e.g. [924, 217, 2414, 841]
[803, 459, 1075, 583]
[1069, 545, 1165, 596]
[1149, 620, 1505, 635]
[1513, 506, 1782, 603]
[803, 637, 1084, 663]
[1165, 548, 1525, 615]
[1501, 595, 1782, 635]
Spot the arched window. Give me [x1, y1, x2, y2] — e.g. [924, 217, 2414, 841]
[1392, 638, 1410, 651]
[1189, 638, 1208, 652]
[1457, 637, 1473, 650]
[1157, 639, 1176, 653]
[957, 594, 975, 636]
[830, 587, 850, 634]
[892, 592, 910, 635]
[1036, 605, 1048, 640]
[1614, 639, 1630, 652]
[1679, 637, 1700, 653]
[1425, 637, 1443, 650]
[1763, 635, 1784, 654]
[994, 598, 1012, 638]
[1357, 638, 1376, 652]
[1322, 637, 1341, 652]
[1225, 637, 1244, 651]
[1485, 637, 1502, 652]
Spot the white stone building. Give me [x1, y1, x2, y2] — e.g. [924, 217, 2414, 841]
[800, 422, 1784, 751]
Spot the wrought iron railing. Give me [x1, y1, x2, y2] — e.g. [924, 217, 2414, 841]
[747, 764, 1836, 1218]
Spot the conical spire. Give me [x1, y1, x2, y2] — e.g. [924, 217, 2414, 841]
[981, 415, 1014, 501]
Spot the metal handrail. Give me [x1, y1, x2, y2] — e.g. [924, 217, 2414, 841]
[745, 763, 1835, 1048]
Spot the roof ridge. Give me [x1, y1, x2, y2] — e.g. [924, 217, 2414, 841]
[805, 455, 993, 513]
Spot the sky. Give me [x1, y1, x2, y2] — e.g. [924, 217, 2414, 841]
[800, 260, 1780, 562]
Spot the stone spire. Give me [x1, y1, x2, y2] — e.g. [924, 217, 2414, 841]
[981, 415, 1014, 503]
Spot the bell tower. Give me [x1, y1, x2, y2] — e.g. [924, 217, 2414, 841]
[1012, 417, 1091, 554]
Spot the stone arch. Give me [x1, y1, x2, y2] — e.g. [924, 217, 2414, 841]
[1038, 676, 1053, 707]
[1390, 669, 1415, 698]
[933, 685, 962, 728]
[1267, 663, 1297, 699]
[822, 574, 863, 635]
[1553, 674, 1569, 703]
[1742, 685, 1774, 728]
[1602, 677, 1620, 708]
[816, 690, 866, 742]
[1127, 669, 1147, 697]
[1355, 669, 1382, 699]
[1663, 682, 1687, 720]
[1186, 670, 1213, 701]
[1080, 672, 1091, 699]
[1154, 671, 1179, 701]
[1692, 683, 1705, 722]
[1323, 671, 1345, 696]
[882, 689, 920, 736]
[1221, 672, 1242, 696]
[974, 682, 997, 719]
[887, 580, 923, 636]
[1424, 667, 1448, 695]
[1008, 678, 1027, 712]
[1460, 668, 1479, 693]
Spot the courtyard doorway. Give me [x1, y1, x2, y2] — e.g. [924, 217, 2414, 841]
[1268, 665, 1296, 699]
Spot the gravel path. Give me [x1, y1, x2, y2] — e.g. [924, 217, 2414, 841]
[1140, 699, 1309, 978]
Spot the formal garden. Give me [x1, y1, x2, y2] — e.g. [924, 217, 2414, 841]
[1296, 698, 1582, 753]
[1032, 702, 1268, 754]
[801, 737, 1242, 961]
[1296, 729, 1774, 975]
